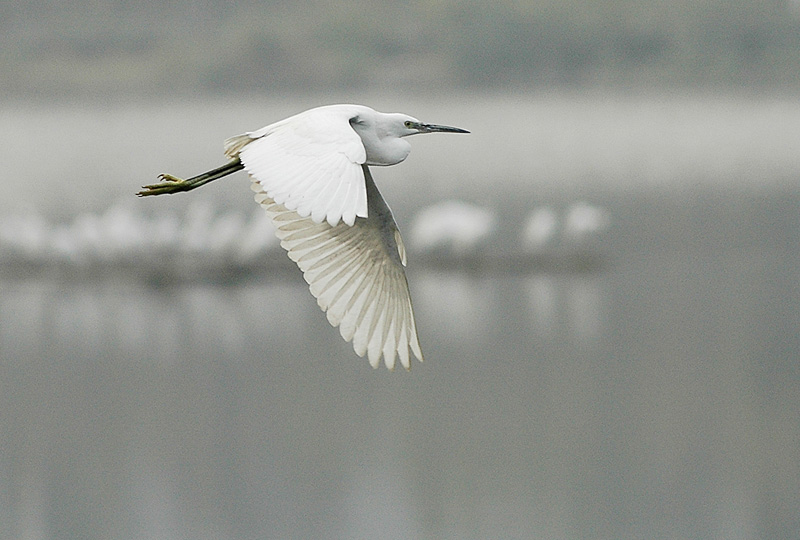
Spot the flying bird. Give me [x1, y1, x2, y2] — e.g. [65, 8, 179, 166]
[137, 104, 468, 370]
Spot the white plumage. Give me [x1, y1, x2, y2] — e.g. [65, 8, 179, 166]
[255, 167, 421, 369]
[227, 106, 370, 227]
[138, 104, 468, 370]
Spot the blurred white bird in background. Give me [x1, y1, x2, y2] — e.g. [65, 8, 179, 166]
[138, 104, 468, 370]
[563, 201, 611, 243]
[410, 200, 496, 255]
[522, 207, 558, 252]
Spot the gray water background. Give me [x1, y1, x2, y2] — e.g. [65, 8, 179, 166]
[0, 94, 798, 539]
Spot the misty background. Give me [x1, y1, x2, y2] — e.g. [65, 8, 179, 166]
[1, 1, 799, 540]
[4, 0, 800, 98]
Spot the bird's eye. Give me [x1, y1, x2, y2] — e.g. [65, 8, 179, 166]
[404, 121, 413, 128]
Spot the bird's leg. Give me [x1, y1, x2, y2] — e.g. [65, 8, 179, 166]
[136, 173, 196, 196]
[137, 159, 245, 197]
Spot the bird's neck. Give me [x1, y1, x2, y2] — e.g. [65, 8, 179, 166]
[352, 124, 411, 166]
[365, 135, 411, 166]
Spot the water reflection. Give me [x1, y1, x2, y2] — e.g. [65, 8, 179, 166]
[414, 270, 607, 348]
[414, 271, 501, 343]
[0, 244, 798, 538]
[524, 275, 558, 338]
[523, 274, 606, 342]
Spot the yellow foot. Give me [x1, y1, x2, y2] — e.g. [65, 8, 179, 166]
[136, 174, 190, 196]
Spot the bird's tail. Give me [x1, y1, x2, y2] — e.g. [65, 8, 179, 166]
[224, 134, 255, 159]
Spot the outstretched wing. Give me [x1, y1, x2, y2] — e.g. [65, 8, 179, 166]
[253, 165, 423, 370]
[226, 106, 368, 227]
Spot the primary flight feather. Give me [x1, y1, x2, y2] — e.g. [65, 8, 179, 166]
[137, 104, 468, 370]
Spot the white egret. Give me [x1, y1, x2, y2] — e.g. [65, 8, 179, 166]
[563, 201, 611, 243]
[137, 104, 468, 370]
[523, 207, 558, 251]
[410, 200, 496, 255]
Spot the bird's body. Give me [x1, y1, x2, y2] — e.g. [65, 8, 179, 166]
[231, 104, 415, 165]
[138, 104, 467, 370]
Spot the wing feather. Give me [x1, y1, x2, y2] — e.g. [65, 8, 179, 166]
[231, 106, 368, 227]
[253, 165, 423, 370]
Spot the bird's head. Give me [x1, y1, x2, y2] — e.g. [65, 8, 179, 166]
[396, 115, 470, 137]
[355, 108, 469, 165]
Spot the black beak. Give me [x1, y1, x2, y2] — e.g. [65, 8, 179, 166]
[420, 123, 470, 134]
